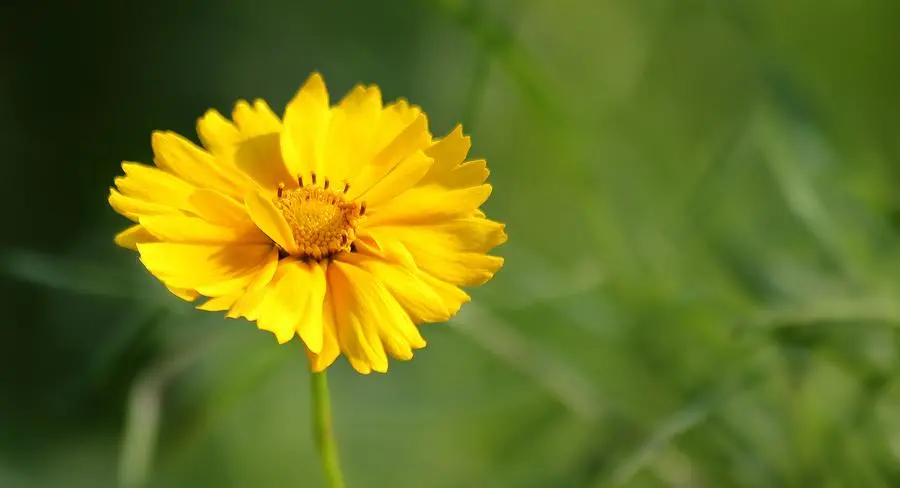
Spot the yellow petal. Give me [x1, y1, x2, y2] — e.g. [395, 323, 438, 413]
[328, 262, 381, 373]
[330, 259, 427, 373]
[307, 289, 341, 372]
[370, 220, 505, 287]
[194, 104, 281, 191]
[415, 271, 471, 318]
[108, 188, 181, 222]
[354, 151, 432, 207]
[226, 257, 279, 319]
[296, 262, 327, 353]
[363, 184, 492, 226]
[425, 125, 470, 174]
[359, 123, 491, 222]
[249, 254, 280, 293]
[420, 159, 489, 189]
[244, 190, 299, 254]
[188, 189, 251, 227]
[376, 217, 507, 253]
[281, 73, 330, 178]
[233, 99, 281, 137]
[151, 131, 242, 197]
[114, 225, 156, 250]
[370, 100, 422, 153]
[234, 133, 295, 192]
[255, 260, 326, 350]
[116, 162, 196, 208]
[230, 290, 267, 320]
[253, 263, 283, 339]
[197, 293, 241, 311]
[139, 215, 268, 244]
[417, 249, 503, 287]
[355, 229, 416, 269]
[253, 262, 295, 343]
[137, 242, 274, 291]
[194, 276, 259, 297]
[190, 114, 256, 187]
[336, 258, 426, 356]
[197, 109, 241, 157]
[356, 231, 472, 316]
[191, 250, 279, 298]
[323, 84, 383, 183]
[166, 286, 199, 302]
[342, 252, 450, 323]
[346, 114, 430, 201]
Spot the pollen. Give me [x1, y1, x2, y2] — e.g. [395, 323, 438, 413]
[275, 177, 365, 261]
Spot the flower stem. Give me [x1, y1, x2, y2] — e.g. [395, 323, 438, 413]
[310, 370, 346, 488]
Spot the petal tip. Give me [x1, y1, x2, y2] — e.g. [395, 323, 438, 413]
[303, 72, 327, 93]
[150, 130, 167, 144]
[410, 336, 427, 349]
[348, 358, 372, 375]
[197, 108, 224, 124]
[244, 190, 299, 254]
[303, 334, 324, 355]
[413, 113, 430, 132]
[266, 327, 294, 344]
[308, 353, 337, 373]
[497, 229, 509, 246]
[448, 124, 470, 144]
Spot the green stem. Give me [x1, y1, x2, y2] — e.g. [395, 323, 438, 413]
[310, 371, 346, 488]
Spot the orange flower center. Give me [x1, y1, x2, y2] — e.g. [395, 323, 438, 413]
[275, 177, 365, 261]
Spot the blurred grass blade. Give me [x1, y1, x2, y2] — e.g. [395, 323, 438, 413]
[452, 303, 602, 422]
[460, 47, 491, 132]
[166, 342, 294, 464]
[118, 341, 216, 488]
[755, 107, 859, 280]
[432, 0, 564, 123]
[500, 244, 604, 311]
[753, 294, 900, 328]
[2, 248, 137, 299]
[611, 398, 712, 486]
[610, 370, 765, 486]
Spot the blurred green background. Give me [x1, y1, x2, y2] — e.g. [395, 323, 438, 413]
[4, 0, 900, 486]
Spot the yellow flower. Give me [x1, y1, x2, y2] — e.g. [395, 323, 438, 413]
[108, 73, 506, 374]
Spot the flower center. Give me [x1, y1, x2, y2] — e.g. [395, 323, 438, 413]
[275, 176, 365, 261]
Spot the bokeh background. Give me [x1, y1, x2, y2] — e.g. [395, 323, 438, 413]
[4, 0, 900, 487]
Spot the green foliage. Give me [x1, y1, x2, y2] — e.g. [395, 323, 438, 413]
[3, 0, 900, 486]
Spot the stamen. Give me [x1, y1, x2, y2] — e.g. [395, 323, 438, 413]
[274, 180, 367, 261]
[311, 172, 317, 185]
[298, 176, 304, 187]
[343, 182, 350, 194]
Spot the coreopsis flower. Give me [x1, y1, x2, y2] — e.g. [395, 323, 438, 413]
[108, 73, 505, 373]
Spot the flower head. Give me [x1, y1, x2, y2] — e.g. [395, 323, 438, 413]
[109, 73, 506, 373]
